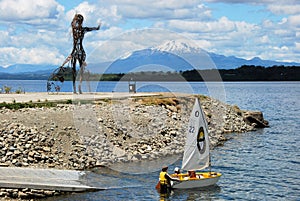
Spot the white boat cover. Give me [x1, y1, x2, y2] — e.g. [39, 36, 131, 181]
[181, 98, 210, 171]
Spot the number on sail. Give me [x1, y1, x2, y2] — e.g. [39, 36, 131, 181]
[189, 126, 195, 133]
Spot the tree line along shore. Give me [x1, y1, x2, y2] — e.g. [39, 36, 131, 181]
[0, 65, 299, 81]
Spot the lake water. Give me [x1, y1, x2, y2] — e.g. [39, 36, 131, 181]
[1, 80, 299, 200]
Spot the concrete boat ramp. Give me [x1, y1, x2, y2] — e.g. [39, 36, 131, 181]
[0, 167, 109, 192]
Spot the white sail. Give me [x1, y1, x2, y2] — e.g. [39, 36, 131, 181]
[181, 98, 210, 171]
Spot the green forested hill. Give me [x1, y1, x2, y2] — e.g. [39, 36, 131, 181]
[182, 65, 300, 81]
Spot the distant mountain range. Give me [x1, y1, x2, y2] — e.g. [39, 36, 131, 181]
[0, 40, 299, 76]
[0, 64, 56, 74]
[99, 40, 300, 73]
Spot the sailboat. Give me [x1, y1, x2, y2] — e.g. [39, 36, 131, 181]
[171, 98, 221, 189]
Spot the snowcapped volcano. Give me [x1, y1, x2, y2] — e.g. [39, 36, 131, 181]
[106, 47, 194, 73]
[153, 40, 203, 54]
[103, 39, 219, 73]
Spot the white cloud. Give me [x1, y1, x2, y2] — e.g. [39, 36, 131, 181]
[286, 15, 300, 27]
[295, 42, 300, 53]
[267, 4, 300, 15]
[0, 47, 65, 66]
[66, 2, 121, 28]
[104, 0, 211, 20]
[205, 0, 300, 16]
[165, 17, 237, 33]
[107, 0, 203, 10]
[0, 0, 64, 23]
[0, 30, 10, 45]
[94, 26, 124, 40]
[194, 39, 212, 50]
[0, 28, 71, 60]
[66, 2, 97, 21]
[162, 17, 260, 53]
[258, 35, 270, 44]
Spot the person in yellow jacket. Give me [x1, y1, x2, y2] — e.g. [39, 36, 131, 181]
[158, 166, 180, 194]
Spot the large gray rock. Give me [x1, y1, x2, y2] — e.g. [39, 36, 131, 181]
[243, 111, 269, 128]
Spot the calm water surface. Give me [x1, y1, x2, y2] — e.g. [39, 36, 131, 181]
[1, 81, 299, 200]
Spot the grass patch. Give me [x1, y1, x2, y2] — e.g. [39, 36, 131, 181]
[139, 97, 180, 107]
[0, 102, 57, 110]
[66, 99, 72, 104]
[196, 94, 208, 101]
[0, 99, 77, 110]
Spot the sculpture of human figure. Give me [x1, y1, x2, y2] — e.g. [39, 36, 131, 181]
[65, 14, 100, 94]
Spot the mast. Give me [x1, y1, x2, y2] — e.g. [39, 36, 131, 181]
[209, 153, 212, 173]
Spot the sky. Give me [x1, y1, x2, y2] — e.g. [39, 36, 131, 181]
[0, 0, 299, 67]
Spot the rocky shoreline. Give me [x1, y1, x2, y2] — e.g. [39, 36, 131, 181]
[0, 94, 268, 199]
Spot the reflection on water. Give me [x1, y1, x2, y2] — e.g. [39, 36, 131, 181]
[169, 185, 222, 201]
[105, 154, 182, 174]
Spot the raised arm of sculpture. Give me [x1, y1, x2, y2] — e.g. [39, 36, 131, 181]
[83, 23, 101, 32]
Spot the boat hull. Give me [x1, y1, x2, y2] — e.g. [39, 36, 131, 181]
[171, 172, 221, 189]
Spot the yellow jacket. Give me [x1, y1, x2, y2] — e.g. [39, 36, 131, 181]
[159, 171, 167, 184]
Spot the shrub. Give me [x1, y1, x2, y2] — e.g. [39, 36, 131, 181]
[4, 86, 11, 94]
[15, 87, 23, 94]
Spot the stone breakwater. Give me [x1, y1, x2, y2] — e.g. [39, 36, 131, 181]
[0, 95, 267, 199]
